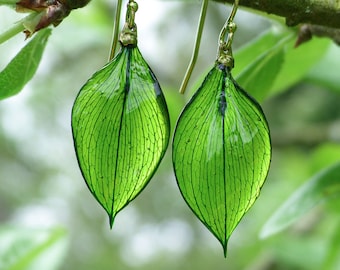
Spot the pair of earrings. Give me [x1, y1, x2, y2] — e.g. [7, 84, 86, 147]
[71, 0, 271, 256]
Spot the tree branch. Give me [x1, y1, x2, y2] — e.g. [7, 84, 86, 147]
[214, 0, 340, 29]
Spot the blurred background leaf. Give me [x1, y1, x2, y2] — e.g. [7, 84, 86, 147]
[306, 43, 340, 93]
[0, 28, 51, 100]
[0, 226, 68, 270]
[235, 36, 285, 101]
[260, 162, 340, 238]
[268, 37, 331, 95]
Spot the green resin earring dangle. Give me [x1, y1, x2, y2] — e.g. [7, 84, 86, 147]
[173, 0, 271, 256]
[71, 0, 170, 227]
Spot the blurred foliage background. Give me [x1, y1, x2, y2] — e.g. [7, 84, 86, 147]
[1, 0, 340, 269]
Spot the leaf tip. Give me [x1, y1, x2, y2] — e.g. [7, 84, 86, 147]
[259, 213, 287, 239]
[221, 239, 228, 258]
[109, 214, 115, 229]
[223, 246, 228, 258]
[258, 226, 271, 239]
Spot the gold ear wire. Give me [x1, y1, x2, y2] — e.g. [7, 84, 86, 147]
[217, 0, 239, 68]
[109, 0, 123, 60]
[179, 0, 240, 94]
[179, 0, 209, 94]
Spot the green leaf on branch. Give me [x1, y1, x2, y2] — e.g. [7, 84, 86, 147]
[306, 43, 340, 93]
[232, 26, 332, 100]
[233, 27, 291, 101]
[269, 37, 331, 95]
[261, 162, 340, 238]
[0, 28, 51, 100]
[236, 45, 284, 102]
[233, 26, 292, 78]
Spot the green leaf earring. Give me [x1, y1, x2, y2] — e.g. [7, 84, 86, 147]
[71, 0, 170, 227]
[173, 0, 271, 256]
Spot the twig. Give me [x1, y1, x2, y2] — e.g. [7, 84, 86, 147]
[213, 0, 340, 29]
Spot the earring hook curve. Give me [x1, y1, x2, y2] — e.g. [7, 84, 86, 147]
[109, 0, 123, 60]
[179, 0, 209, 94]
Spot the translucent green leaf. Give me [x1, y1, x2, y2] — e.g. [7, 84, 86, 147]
[261, 162, 340, 238]
[173, 64, 271, 256]
[72, 46, 170, 227]
[0, 28, 51, 100]
[0, 226, 68, 270]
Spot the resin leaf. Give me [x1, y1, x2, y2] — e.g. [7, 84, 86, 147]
[173, 63, 271, 256]
[72, 46, 170, 226]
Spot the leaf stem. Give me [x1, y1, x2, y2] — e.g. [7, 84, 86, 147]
[0, 21, 24, 45]
[179, 0, 208, 94]
[214, 0, 340, 29]
[0, 13, 39, 45]
[0, 0, 17, 5]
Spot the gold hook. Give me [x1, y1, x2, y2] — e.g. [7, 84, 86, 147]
[179, 0, 209, 94]
[109, 0, 123, 60]
[217, 0, 239, 68]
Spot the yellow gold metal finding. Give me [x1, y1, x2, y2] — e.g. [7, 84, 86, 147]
[217, 0, 239, 68]
[119, 0, 138, 47]
[110, 0, 138, 60]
